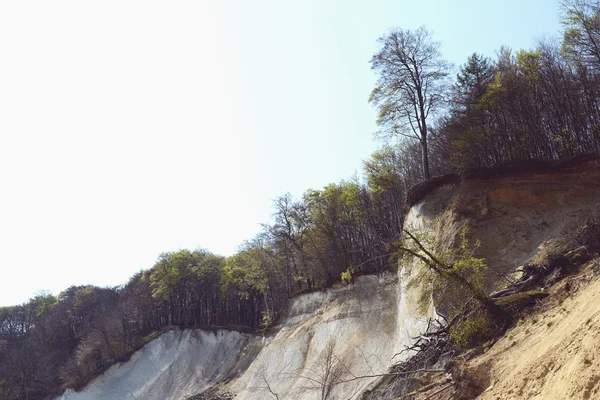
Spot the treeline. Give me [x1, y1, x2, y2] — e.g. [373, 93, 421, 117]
[3, 1, 600, 399]
[393, 0, 600, 187]
[432, 42, 600, 175]
[0, 170, 406, 400]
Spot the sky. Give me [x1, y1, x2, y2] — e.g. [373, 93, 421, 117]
[0, 0, 562, 306]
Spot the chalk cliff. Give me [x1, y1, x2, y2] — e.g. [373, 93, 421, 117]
[57, 156, 600, 400]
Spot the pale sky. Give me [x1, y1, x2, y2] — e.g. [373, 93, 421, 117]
[0, 0, 561, 306]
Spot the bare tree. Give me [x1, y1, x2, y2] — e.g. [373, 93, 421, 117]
[370, 26, 452, 179]
[294, 340, 446, 400]
[295, 340, 348, 400]
[255, 363, 280, 400]
[561, 0, 600, 68]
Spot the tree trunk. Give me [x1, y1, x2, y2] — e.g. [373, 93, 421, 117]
[446, 270, 509, 321]
[421, 135, 431, 179]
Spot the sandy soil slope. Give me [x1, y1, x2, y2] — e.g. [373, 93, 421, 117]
[470, 262, 600, 400]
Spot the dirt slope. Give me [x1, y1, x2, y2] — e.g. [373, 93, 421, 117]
[471, 261, 600, 400]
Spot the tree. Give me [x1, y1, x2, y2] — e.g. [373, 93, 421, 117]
[394, 228, 508, 320]
[454, 53, 495, 110]
[561, 0, 600, 68]
[439, 53, 496, 169]
[369, 26, 452, 179]
[296, 340, 348, 400]
[363, 145, 406, 238]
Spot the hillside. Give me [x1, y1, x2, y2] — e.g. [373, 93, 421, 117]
[365, 257, 600, 400]
[473, 259, 600, 400]
[55, 272, 431, 400]
[48, 156, 600, 400]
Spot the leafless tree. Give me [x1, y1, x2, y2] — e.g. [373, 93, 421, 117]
[255, 363, 280, 400]
[295, 340, 348, 400]
[561, 0, 600, 67]
[370, 26, 452, 179]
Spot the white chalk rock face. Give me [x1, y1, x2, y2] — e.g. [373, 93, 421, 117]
[226, 272, 430, 400]
[55, 271, 431, 400]
[56, 329, 262, 400]
[54, 202, 436, 400]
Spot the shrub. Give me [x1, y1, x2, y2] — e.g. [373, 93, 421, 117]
[450, 309, 495, 348]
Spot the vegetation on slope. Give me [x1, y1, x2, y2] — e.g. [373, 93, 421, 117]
[2, 1, 600, 399]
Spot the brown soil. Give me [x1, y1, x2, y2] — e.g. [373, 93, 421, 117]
[399, 260, 600, 400]
[470, 260, 600, 400]
[412, 155, 600, 281]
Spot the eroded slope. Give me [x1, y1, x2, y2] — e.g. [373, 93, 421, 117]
[408, 157, 600, 282]
[226, 273, 430, 399]
[468, 261, 600, 400]
[56, 329, 262, 400]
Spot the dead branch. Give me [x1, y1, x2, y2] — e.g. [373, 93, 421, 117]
[421, 383, 454, 400]
[338, 368, 445, 385]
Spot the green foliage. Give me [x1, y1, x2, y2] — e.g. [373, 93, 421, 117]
[397, 225, 493, 317]
[147, 250, 225, 305]
[456, 52, 495, 108]
[148, 252, 184, 302]
[222, 249, 268, 299]
[261, 311, 272, 328]
[292, 274, 309, 286]
[516, 49, 542, 83]
[401, 226, 485, 281]
[447, 227, 487, 290]
[29, 291, 57, 318]
[479, 72, 505, 109]
[560, 0, 600, 65]
[450, 309, 494, 348]
[340, 268, 353, 284]
[364, 147, 400, 193]
[0, 378, 7, 397]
